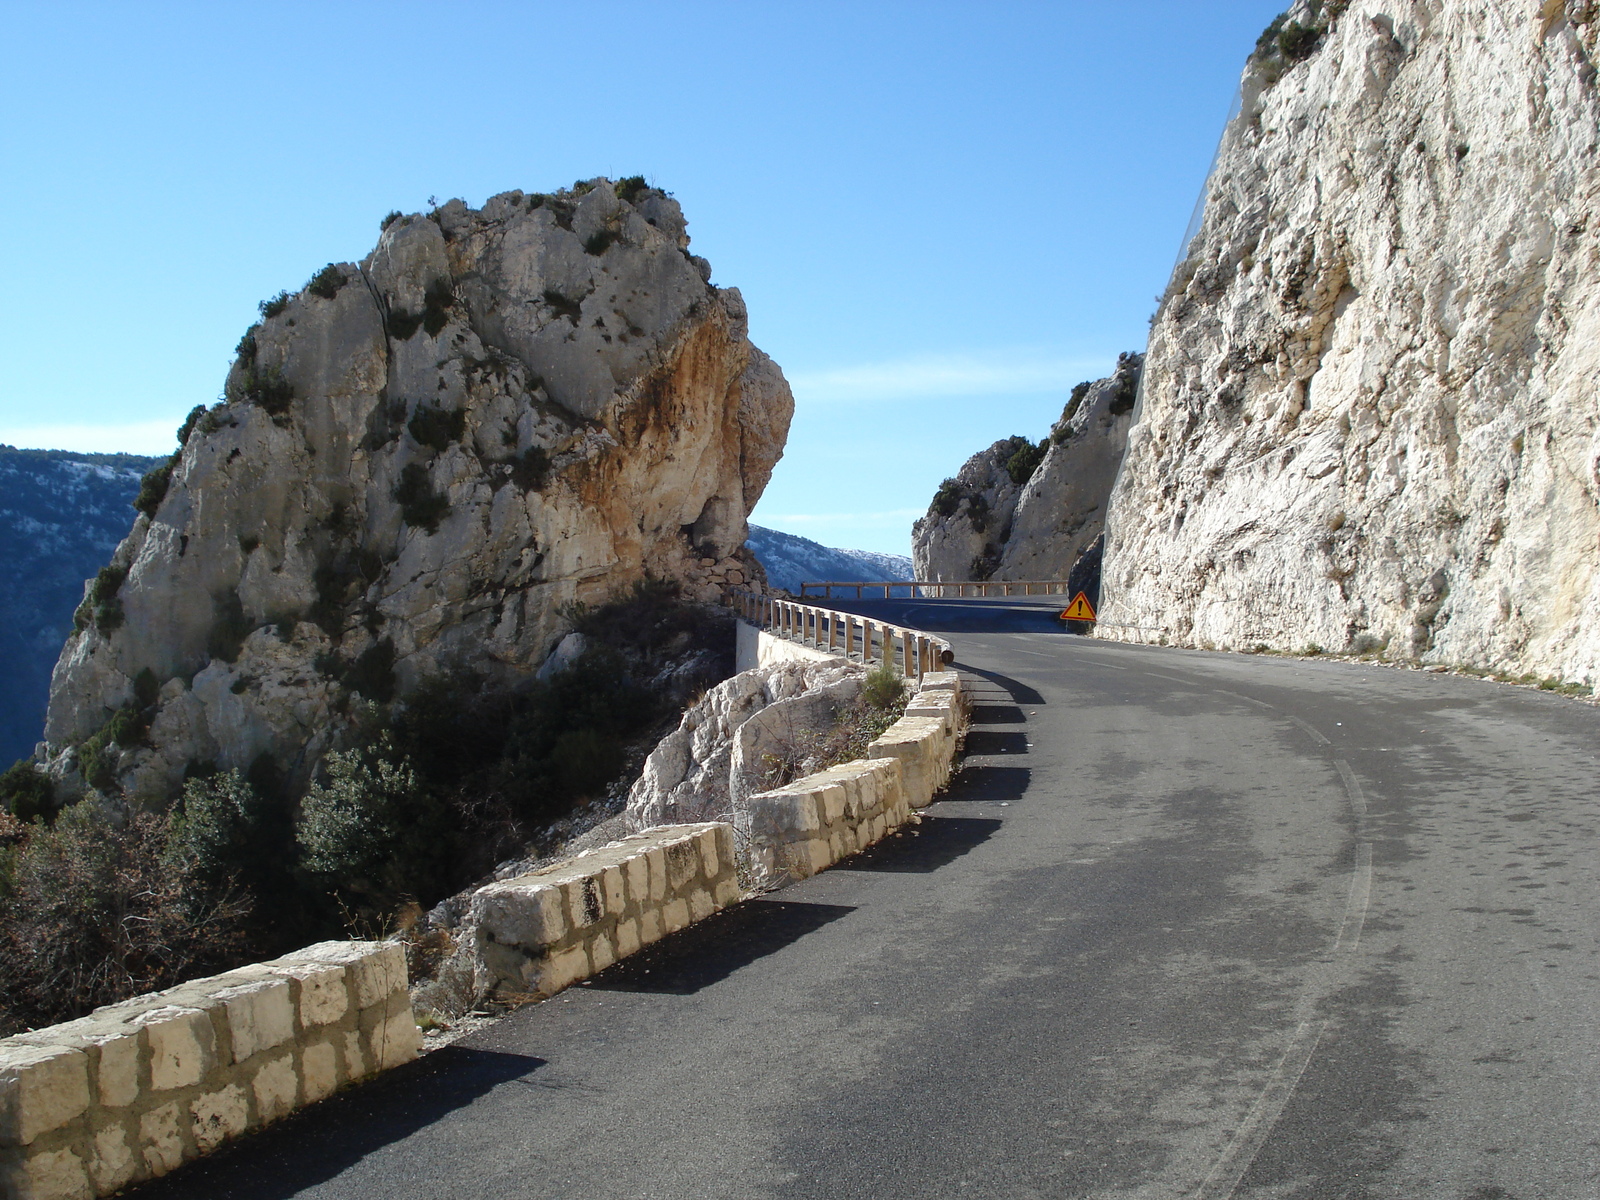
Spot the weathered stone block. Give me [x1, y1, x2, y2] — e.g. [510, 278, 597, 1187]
[638, 909, 662, 946]
[215, 980, 294, 1063]
[661, 898, 690, 935]
[644, 846, 667, 901]
[94, 1033, 141, 1109]
[697, 828, 721, 879]
[139, 1101, 186, 1176]
[474, 881, 567, 951]
[0, 1043, 90, 1147]
[664, 840, 699, 891]
[273, 962, 348, 1027]
[301, 1042, 339, 1104]
[567, 877, 604, 930]
[343, 1031, 369, 1082]
[714, 877, 741, 908]
[589, 932, 616, 973]
[135, 1007, 213, 1092]
[615, 919, 641, 959]
[529, 945, 589, 997]
[89, 1122, 137, 1193]
[364, 1009, 420, 1072]
[622, 855, 649, 910]
[600, 865, 626, 917]
[8, 1145, 91, 1200]
[251, 1053, 298, 1124]
[688, 889, 714, 923]
[190, 1083, 248, 1152]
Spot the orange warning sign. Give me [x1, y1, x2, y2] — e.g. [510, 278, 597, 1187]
[1059, 592, 1097, 622]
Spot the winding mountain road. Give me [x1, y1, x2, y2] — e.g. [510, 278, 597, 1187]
[130, 601, 1600, 1199]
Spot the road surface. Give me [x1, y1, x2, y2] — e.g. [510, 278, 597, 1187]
[131, 608, 1600, 1198]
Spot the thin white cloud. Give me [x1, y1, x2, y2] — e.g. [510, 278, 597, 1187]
[0, 418, 185, 457]
[788, 352, 1110, 403]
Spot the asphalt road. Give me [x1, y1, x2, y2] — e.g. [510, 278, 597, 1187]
[131, 614, 1600, 1199]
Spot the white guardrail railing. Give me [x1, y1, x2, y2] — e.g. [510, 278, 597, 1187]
[729, 590, 955, 678]
[798, 580, 1072, 599]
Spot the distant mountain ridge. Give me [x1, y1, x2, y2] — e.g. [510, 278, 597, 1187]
[745, 524, 913, 594]
[0, 446, 162, 763]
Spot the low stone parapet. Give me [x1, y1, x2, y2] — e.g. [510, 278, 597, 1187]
[471, 823, 740, 1000]
[741, 756, 911, 885]
[0, 941, 416, 1200]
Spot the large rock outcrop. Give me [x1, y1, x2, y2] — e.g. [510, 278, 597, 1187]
[46, 179, 794, 799]
[1102, 0, 1600, 683]
[911, 354, 1140, 583]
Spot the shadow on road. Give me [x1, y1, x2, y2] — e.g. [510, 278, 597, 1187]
[834, 816, 1003, 873]
[954, 662, 1046, 706]
[945, 764, 1030, 802]
[968, 702, 1026, 724]
[125, 1046, 543, 1199]
[587, 899, 855, 995]
[964, 730, 1030, 756]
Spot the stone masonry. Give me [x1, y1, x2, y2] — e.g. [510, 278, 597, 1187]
[471, 823, 740, 999]
[0, 940, 417, 1200]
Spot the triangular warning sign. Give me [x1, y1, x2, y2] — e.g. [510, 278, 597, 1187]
[1060, 592, 1097, 622]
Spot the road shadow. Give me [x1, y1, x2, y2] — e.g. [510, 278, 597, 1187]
[968, 702, 1026, 725]
[964, 730, 1030, 756]
[945, 764, 1031, 802]
[587, 899, 855, 995]
[123, 1045, 541, 1199]
[953, 662, 1046, 706]
[833, 816, 1002, 873]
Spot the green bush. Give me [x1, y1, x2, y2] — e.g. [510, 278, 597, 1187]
[306, 264, 346, 300]
[235, 326, 259, 367]
[614, 176, 649, 204]
[1277, 19, 1321, 60]
[381, 210, 404, 231]
[344, 639, 397, 703]
[386, 305, 423, 340]
[1005, 438, 1047, 487]
[861, 658, 907, 711]
[133, 460, 175, 519]
[407, 405, 466, 452]
[296, 735, 450, 920]
[583, 229, 618, 255]
[1054, 380, 1094, 442]
[967, 493, 991, 533]
[931, 478, 965, 518]
[395, 463, 450, 533]
[242, 365, 294, 415]
[510, 445, 551, 491]
[75, 564, 128, 635]
[259, 291, 291, 320]
[0, 761, 56, 825]
[164, 770, 270, 894]
[177, 404, 208, 447]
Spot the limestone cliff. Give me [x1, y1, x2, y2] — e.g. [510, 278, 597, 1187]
[46, 179, 793, 799]
[911, 354, 1140, 583]
[1102, 0, 1600, 683]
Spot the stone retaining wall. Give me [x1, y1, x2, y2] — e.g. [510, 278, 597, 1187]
[0, 941, 417, 1200]
[741, 672, 964, 886]
[471, 823, 740, 1000]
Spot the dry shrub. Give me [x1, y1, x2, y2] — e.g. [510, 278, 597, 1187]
[0, 803, 251, 1035]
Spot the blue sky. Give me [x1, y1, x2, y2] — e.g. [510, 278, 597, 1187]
[0, 1, 1284, 556]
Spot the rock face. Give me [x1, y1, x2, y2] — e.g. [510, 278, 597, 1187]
[45, 179, 794, 799]
[911, 354, 1140, 583]
[625, 658, 864, 829]
[1102, 0, 1600, 683]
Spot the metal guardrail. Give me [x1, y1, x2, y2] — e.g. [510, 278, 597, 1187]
[798, 580, 1073, 599]
[730, 590, 955, 678]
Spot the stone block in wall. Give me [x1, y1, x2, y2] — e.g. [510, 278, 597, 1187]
[742, 756, 908, 887]
[0, 940, 417, 1200]
[867, 716, 952, 809]
[471, 823, 741, 1001]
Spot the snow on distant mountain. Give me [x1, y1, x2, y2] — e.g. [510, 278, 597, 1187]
[0, 447, 160, 764]
[745, 524, 913, 595]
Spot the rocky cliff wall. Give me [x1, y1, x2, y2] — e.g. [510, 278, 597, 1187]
[45, 179, 793, 800]
[911, 354, 1139, 583]
[1102, 0, 1600, 683]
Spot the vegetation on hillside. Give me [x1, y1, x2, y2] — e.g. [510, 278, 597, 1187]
[0, 578, 733, 1035]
